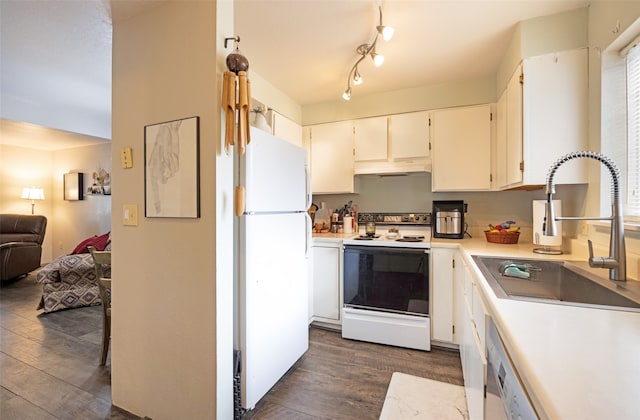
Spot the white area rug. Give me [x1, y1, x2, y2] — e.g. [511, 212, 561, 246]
[379, 372, 468, 420]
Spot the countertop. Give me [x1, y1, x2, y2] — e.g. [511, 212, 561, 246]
[314, 233, 640, 419]
[440, 236, 640, 419]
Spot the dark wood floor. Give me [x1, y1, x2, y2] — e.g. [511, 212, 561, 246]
[244, 326, 464, 420]
[0, 271, 138, 419]
[2, 272, 464, 420]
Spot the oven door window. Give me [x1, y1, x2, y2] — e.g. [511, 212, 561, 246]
[344, 246, 429, 316]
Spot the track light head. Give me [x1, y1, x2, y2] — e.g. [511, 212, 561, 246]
[371, 51, 384, 67]
[377, 25, 394, 41]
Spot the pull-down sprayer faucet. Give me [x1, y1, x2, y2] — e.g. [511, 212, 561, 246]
[543, 151, 626, 281]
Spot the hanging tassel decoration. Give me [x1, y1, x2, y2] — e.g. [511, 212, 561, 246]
[222, 36, 251, 156]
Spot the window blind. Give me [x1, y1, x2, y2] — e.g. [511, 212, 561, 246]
[627, 44, 640, 216]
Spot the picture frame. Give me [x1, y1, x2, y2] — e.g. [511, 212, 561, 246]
[144, 116, 200, 218]
[64, 172, 84, 201]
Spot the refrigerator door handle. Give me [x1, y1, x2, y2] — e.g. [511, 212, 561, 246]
[304, 163, 312, 210]
[305, 213, 312, 258]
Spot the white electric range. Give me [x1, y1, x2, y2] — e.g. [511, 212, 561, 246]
[342, 212, 432, 351]
[342, 212, 432, 248]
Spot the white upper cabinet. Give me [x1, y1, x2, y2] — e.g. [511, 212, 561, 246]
[496, 48, 588, 189]
[431, 104, 492, 191]
[354, 111, 431, 174]
[308, 121, 356, 194]
[354, 116, 388, 161]
[390, 111, 430, 159]
[273, 112, 303, 147]
[495, 65, 524, 189]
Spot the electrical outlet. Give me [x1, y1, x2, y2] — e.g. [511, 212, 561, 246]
[121, 147, 133, 169]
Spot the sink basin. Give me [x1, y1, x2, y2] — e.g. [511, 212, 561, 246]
[472, 255, 640, 312]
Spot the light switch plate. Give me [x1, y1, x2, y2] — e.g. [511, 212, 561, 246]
[123, 204, 138, 226]
[120, 147, 133, 169]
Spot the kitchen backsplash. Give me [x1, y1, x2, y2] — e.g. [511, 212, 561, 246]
[312, 172, 587, 238]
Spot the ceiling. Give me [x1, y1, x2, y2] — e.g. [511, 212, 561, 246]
[0, 0, 589, 150]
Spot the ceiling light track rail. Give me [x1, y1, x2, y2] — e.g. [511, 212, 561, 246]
[342, 3, 394, 100]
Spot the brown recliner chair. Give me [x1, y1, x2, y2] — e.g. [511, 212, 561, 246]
[0, 214, 47, 281]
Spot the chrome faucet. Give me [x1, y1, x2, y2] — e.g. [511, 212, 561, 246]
[543, 151, 626, 281]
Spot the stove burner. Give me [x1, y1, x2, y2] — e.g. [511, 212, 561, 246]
[355, 234, 380, 240]
[396, 237, 423, 242]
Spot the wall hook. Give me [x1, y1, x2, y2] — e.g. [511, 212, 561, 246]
[224, 36, 240, 49]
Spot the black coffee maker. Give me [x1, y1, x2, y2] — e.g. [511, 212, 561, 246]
[432, 200, 466, 239]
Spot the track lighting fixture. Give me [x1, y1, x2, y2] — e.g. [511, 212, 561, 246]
[342, 3, 393, 100]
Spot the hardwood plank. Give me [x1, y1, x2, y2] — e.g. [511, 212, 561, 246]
[0, 273, 134, 419]
[244, 327, 464, 420]
[0, 385, 58, 420]
[0, 352, 112, 419]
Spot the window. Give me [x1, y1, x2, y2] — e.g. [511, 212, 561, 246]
[627, 43, 640, 216]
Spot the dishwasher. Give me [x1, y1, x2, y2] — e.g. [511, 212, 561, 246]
[486, 318, 539, 420]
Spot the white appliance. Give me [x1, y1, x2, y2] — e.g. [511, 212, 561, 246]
[532, 199, 562, 254]
[236, 127, 312, 411]
[342, 213, 432, 351]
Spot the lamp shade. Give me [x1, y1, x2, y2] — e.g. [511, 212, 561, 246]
[21, 187, 44, 200]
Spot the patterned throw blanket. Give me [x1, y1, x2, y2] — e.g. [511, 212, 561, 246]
[36, 253, 110, 313]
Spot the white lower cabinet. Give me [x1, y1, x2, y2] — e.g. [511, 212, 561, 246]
[459, 259, 487, 420]
[311, 242, 342, 324]
[431, 248, 455, 343]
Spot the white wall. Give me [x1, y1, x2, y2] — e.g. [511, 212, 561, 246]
[52, 143, 111, 257]
[0, 144, 54, 260]
[0, 141, 111, 263]
[111, 1, 224, 418]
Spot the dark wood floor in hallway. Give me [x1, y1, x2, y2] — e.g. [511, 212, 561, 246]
[0, 271, 138, 419]
[244, 327, 464, 420]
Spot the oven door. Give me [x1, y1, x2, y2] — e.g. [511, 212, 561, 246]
[343, 245, 430, 316]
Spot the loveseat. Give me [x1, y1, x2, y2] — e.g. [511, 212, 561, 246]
[0, 214, 47, 281]
[36, 232, 110, 313]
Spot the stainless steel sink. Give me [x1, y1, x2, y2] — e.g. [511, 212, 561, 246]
[472, 255, 640, 312]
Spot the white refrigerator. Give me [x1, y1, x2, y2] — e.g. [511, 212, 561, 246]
[237, 127, 311, 410]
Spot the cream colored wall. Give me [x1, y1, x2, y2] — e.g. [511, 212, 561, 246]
[52, 143, 111, 258]
[111, 1, 222, 418]
[302, 76, 496, 125]
[0, 144, 54, 261]
[496, 7, 588, 95]
[0, 142, 111, 263]
[250, 71, 303, 124]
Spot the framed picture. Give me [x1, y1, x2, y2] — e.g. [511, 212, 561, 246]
[144, 116, 200, 218]
[64, 172, 84, 201]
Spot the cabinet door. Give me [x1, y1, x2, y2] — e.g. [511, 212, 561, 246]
[309, 121, 355, 194]
[453, 251, 465, 345]
[273, 112, 303, 147]
[431, 105, 492, 191]
[466, 314, 487, 420]
[431, 248, 454, 343]
[495, 89, 508, 189]
[506, 64, 523, 186]
[312, 245, 341, 321]
[390, 111, 430, 159]
[354, 116, 387, 161]
[522, 48, 588, 185]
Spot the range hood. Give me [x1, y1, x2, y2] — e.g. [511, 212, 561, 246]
[354, 158, 431, 175]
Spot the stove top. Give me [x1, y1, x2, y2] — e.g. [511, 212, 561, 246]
[357, 212, 431, 226]
[344, 212, 432, 249]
